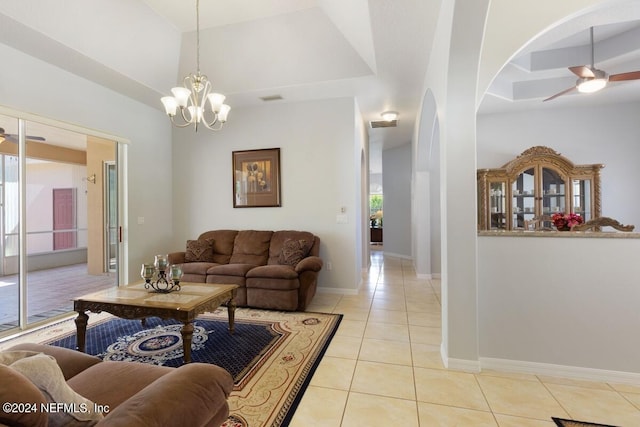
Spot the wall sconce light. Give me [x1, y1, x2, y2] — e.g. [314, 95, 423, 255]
[86, 174, 96, 184]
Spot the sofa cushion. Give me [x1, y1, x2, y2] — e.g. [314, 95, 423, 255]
[268, 231, 315, 265]
[198, 230, 239, 264]
[247, 264, 299, 280]
[208, 263, 257, 277]
[229, 230, 273, 265]
[185, 239, 215, 263]
[278, 239, 311, 266]
[181, 261, 218, 276]
[5, 352, 104, 426]
[0, 363, 48, 427]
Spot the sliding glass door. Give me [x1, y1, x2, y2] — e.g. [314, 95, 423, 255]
[0, 116, 20, 330]
[0, 113, 122, 333]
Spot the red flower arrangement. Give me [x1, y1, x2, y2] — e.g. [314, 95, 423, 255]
[551, 212, 583, 231]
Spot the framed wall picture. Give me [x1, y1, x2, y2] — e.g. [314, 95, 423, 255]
[232, 148, 281, 208]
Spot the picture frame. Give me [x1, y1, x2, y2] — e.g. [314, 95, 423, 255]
[232, 148, 281, 208]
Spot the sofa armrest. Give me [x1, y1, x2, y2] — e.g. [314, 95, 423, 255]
[96, 363, 233, 427]
[295, 256, 323, 273]
[167, 251, 186, 264]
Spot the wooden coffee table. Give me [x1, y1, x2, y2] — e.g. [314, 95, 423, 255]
[73, 282, 238, 364]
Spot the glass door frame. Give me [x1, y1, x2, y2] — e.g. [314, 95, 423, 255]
[104, 161, 117, 273]
[0, 105, 129, 333]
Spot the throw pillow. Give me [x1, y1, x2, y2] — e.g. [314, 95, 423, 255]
[185, 238, 215, 263]
[0, 350, 42, 365]
[8, 352, 104, 427]
[278, 239, 309, 266]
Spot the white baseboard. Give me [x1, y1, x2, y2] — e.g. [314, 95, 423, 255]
[447, 358, 482, 373]
[416, 273, 433, 279]
[481, 357, 640, 386]
[440, 343, 481, 373]
[432, 273, 441, 279]
[316, 287, 359, 296]
[383, 251, 412, 260]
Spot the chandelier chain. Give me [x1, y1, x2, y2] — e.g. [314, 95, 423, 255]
[196, 0, 200, 73]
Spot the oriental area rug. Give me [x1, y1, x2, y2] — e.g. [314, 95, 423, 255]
[552, 417, 620, 427]
[2, 308, 342, 427]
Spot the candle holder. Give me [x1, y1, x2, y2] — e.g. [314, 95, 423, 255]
[141, 255, 183, 293]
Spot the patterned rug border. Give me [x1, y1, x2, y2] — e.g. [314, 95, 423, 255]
[279, 312, 342, 427]
[552, 417, 621, 427]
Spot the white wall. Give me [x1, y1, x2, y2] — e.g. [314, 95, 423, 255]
[382, 144, 412, 258]
[415, 0, 638, 372]
[478, 102, 640, 227]
[479, 235, 640, 377]
[0, 42, 174, 283]
[171, 97, 361, 291]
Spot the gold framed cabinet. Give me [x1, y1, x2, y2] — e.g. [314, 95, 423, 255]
[477, 146, 604, 231]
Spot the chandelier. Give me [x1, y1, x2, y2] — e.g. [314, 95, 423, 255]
[161, 0, 230, 131]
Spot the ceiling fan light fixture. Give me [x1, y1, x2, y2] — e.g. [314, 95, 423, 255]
[576, 76, 607, 93]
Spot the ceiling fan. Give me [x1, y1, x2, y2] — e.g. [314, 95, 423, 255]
[544, 27, 640, 101]
[0, 127, 46, 143]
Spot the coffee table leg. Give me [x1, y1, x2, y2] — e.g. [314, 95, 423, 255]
[227, 298, 236, 335]
[75, 311, 89, 352]
[181, 322, 194, 364]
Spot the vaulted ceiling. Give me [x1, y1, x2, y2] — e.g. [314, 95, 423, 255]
[0, 0, 440, 159]
[2, 2, 640, 160]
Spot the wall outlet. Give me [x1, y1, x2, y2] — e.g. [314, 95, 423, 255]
[326, 262, 332, 271]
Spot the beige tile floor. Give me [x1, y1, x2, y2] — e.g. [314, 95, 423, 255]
[292, 249, 640, 427]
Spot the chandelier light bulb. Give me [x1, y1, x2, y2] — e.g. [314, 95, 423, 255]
[208, 93, 226, 113]
[161, 96, 178, 116]
[171, 87, 191, 108]
[218, 104, 231, 123]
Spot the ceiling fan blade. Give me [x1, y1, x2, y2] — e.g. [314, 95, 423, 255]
[609, 71, 640, 82]
[543, 86, 576, 102]
[1, 135, 18, 143]
[6, 133, 46, 141]
[569, 66, 594, 78]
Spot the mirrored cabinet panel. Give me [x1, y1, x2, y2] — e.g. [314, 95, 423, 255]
[478, 146, 603, 231]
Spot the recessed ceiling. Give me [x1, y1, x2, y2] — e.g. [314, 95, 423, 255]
[480, 19, 640, 115]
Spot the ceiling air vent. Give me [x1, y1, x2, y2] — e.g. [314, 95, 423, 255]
[369, 119, 398, 128]
[260, 95, 283, 102]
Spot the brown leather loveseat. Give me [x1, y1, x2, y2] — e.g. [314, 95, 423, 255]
[0, 343, 233, 427]
[168, 230, 323, 311]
